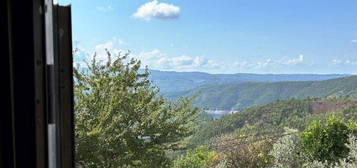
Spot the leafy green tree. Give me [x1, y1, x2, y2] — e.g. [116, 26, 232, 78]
[300, 115, 351, 163]
[74, 52, 199, 168]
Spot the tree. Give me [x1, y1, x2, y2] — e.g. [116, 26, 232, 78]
[74, 51, 199, 168]
[300, 115, 351, 163]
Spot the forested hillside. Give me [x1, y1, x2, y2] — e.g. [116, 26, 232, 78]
[166, 75, 357, 111]
[188, 97, 357, 148]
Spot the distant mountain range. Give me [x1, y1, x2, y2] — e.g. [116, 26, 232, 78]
[148, 70, 350, 93]
[165, 75, 357, 111]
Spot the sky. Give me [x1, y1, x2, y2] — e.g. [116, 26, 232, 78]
[59, 0, 357, 74]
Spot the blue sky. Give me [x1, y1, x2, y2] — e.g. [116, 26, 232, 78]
[59, 0, 357, 74]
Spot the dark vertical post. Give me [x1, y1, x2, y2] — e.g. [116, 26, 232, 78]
[33, 0, 48, 167]
[56, 6, 75, 168]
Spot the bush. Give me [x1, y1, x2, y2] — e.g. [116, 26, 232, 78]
[172, 146, 216, 168]
[211, 135, 273, 168]
[270, 129, 304, 168]
[301, 135, 357, 168]
[300, 115, 351, 163]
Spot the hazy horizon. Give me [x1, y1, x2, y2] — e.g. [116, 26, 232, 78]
[145, 69, 355, 75]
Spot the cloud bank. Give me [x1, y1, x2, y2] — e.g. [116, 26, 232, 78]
[134, 49, 219, 71]
[233, 54, 305, 70]
[74, 40, 310, 73]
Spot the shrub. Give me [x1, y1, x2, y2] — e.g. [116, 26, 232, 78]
[300, 115, 351, 163]
[270, 130, 304, 168]
[172, 146, 216, 168]
[212, 135, 273, 168]
[301, 135, 357, 168]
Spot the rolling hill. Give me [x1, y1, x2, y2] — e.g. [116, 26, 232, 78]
[165, 75, 357, 111]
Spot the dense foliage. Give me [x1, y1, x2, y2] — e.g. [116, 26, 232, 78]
[74, 52, 199, 167]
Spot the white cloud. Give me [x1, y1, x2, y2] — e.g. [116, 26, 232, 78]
[118, 39, 126, 45]
[93, 38, 127, 51]
[133, 49, 219, 71]
[133, 0, 180, 21]
[92, 40, 126, 62]
[332, 59, 343, 64]
[283, 54, 304, 65]
[351, 39, 357, 43]
[233, 61, 248, 67]
[73, 61, 87, 69]
[233, 58, 273, 69]
[73, 42, 91, 66]
[256, 59, 272, 68]
[94, 41, 113, 56]
[95, 41, 114, 51]
[232, 54, 305, 70]
[332, 59, 357, 65]
[97, 5, 114, 12]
